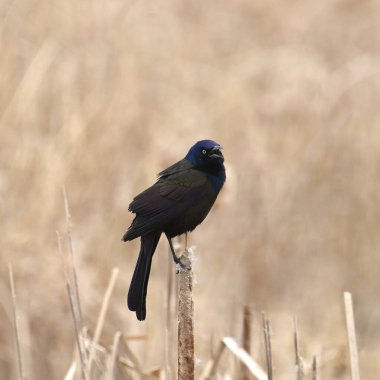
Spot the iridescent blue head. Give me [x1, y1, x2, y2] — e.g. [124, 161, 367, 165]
[185, 140, 226, 190]
[185, 140, 224, 166]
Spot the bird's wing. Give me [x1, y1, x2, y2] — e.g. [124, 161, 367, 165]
[124, 166, 208, 239]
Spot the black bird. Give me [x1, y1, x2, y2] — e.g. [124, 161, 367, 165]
[122, 140, 226, 321]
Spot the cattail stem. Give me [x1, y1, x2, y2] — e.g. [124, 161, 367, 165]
[262, 313, 273, 380]
[165, 245, 175, 380]
[177, 249, 194, 380]
[344, 292, 360, 380]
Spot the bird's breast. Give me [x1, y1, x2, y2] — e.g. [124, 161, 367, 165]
[163, 185, 218, 238]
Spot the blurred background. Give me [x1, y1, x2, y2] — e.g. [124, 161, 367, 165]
[1, 0, 380, 378]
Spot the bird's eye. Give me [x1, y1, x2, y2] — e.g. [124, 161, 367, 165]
[202, 149, 207, 155]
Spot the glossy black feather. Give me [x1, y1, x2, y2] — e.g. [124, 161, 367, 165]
[123, 162, 209, 240]
[123, 140, 225, 320]
[127, 232, 160, 321]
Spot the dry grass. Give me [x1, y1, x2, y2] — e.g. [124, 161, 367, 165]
[1, 0, 380, 378]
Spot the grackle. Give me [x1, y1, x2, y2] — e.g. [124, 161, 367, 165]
[122, 140, 226, 321]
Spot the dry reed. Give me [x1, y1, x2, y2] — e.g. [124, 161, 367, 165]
[1, 0, 380, 378]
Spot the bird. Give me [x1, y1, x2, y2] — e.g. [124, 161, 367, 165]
[122, 139, 226, 321]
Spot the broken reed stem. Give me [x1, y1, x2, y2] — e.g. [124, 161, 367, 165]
[62, 186, 88, 378]
[199, 341, 225, 380]
[344, 292, 361, 380]
[118, 336, 146, 376]
[294, 317, 304, 380]
[8, 264, 25, 380]
[64, 360, 77, 380]
[177, 249, 194, 380]
[66, 283, 88, 380]
[63, 186, 85, 334]
[105, 331, 122, 380]
[242, 306, 252, 353]
[57, 231, 88, 380]
[222, 337, 267, 380]
[87, 267, 119, 374]
[312, 355, 317, 380]
[262, 314, 273, 380]
[241, 306, 252, 380]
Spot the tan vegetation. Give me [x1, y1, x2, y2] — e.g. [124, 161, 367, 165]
[1, 0, 380, 378]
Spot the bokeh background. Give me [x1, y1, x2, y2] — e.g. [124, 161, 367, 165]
[1, 0, 380, 378]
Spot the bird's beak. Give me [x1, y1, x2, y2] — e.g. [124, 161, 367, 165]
[209, 145, 223, 159]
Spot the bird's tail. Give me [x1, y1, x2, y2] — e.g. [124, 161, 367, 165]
[128, 232, 161, 321]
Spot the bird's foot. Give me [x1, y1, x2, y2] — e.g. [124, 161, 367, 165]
[174, 253, 191, 271]
[166, 236, 191, 270]
[173, 254, 186, 268]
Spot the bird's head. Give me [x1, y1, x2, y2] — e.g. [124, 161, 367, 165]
[185, 140, 224, 168]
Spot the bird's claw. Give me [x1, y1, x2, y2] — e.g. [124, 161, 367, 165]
[174, 255, 191, 271]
